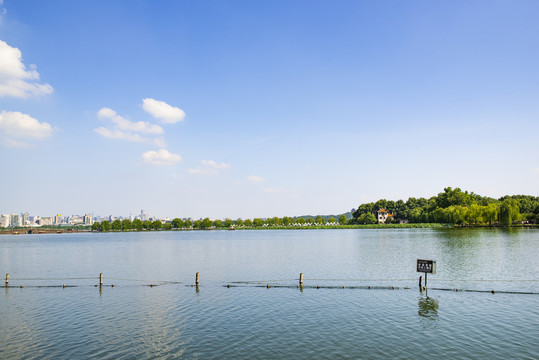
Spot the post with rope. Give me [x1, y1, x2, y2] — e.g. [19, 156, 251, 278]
[5, 273, 8, 286]
[99, 273, 103, 287]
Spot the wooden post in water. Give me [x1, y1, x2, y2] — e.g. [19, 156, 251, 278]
[419, 275, 423, 291]
[196, 272, 200, 286]
[299, 273, 304, 286]
[99, 273, 103, 286]
[5, 273, 9, 286]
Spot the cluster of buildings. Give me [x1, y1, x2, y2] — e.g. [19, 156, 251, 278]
[0, 210, 161, 228]
[0, 213, 93, 228]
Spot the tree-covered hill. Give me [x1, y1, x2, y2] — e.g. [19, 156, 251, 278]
[352, 187, 539, 226]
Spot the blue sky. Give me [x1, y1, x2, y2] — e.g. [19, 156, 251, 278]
[1, 0, 538, 219]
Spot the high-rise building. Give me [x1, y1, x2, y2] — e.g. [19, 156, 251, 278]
[54, 214, 62, 225]
[11, 214, 21, 227]
[83, 214, 93, 225]
[22, 213, 29, 226]
[0, 214, 10, 228]
[141, 210, 147, 221]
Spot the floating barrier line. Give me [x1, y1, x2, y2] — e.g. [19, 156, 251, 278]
[10, 277, 96, 281]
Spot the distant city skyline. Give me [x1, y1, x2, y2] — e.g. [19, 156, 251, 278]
[1, 1, 538, 219]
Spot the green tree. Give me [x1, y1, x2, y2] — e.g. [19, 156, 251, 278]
[92, 221, 100, 231]
[328, 217, 337, 224]
[133, 218, 143, 230]
[164, 222, 172, 230]
[112, 219, 122, 231]
[101, 220, 111, 231]
[253, 218, 264, 227]
[214, 219, 223, 228]
[193, 220, 202, 229]
[152, 220, 163, 230]
[224, 218, 233, 228]
[315, 216, 325, 225]
[297, 217, 306, 225]
[143, 220, 152, 229]
[339, 214, 347, 225]
[244, 219, 253, 227]
[499, 199, 520, 226]
[358, 213, 376, 224]
[235, 219, 244, 227]
[171, 218, 184, 229]
[122, 219, 132, 230]
[201, 218, 212, 229]
[184, 219, 193, 228]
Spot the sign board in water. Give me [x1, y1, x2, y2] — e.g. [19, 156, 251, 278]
[417, 259, 436, 274]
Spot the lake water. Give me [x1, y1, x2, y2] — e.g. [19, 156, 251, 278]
[0, 228, 538, 359]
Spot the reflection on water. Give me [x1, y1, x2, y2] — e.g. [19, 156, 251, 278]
[418, 295, 439, 320]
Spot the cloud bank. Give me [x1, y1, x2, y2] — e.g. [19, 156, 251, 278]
[142, 98, 185, 124]
[0, 40, 53, 98]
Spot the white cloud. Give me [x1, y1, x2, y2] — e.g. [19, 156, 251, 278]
[141, 149, 182, 166]
[94, 127, 166, 147]
[189, 160, 231, 175]
[0, 40, 53, 98]
[247, 175, 264, 182]
[0, 111, 52, 147]
[202, 160, 231, 169]
[142, 98, 185, 124]
[95, 107, 166, 146]
[98, 107, 163, 134]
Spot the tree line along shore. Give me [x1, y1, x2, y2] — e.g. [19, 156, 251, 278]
[2, 187, 537, 234]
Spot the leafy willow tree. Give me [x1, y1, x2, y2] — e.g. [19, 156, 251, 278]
[164, 222, 172, 230]
[253, 218, 264, 227]
[339, 214, 347, 225]
[184, 219, 193, 228]
[224, 218, 233, 227]
[213, 219, 223, 228]
[499, 198, 520, 225]
[235, 219, 244, 227]
[92, 221, 100, 231]
[328, 217, 337, 224]
[244, 219, 253, 227]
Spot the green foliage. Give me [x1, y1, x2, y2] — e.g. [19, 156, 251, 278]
[101, 220, 111, 231]
[339, 214, 347, 225]
[213, 219, 223, 228]
[152, 220, 163, 230]
[171, 218, 184, 228]
[133, 218, 143, 230]
[244, 219, 253, 227]
[253, 218, 264, 227]
[499, 198, 520, 226]
[122, 219, 132, 230]
[357, 213, 377, 224]
[184, 219, 193, 228]
[92, 222, 100, 231]
[164, 222, 172, 230]
[142, 220, 152, 229]
[112, 219, 122, 231]
[224, 218, 233, 227]
[328, 217, 337, 223]
[235, 219, 244, 227]
[201, 218, 212, 229]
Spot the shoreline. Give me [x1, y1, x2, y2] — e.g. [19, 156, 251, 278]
[1, 223, 537, 235]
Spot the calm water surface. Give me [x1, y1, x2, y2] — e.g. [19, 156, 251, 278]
[0, 228, 538, 359]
